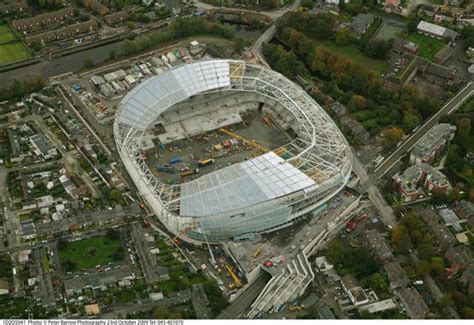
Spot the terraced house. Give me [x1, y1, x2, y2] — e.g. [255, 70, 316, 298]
[11, 7, 75, 33]
[0, 0, 28, 16]
[25, 20, 98, 46]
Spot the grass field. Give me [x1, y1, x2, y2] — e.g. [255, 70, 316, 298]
[0, 25, 17, 44]
[316, 39, 388, 74]
[406, 33, 445, 61]
[0, 24, 31, 65]
[58, 235, 124, 271]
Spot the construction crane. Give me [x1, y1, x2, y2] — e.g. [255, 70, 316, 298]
[253, 239, 268, 258]
[225, 264, 242, 288]
[219, 128, 270, 153]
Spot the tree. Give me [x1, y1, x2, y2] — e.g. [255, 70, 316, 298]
[233, 37, 248, 53]
[447, 144, 463, 171]
[326, 240, 345, 265]
[418, 243, 435, 260]
[456, 117, 472, 147]
[109, 189, 123, 202]
[449, 187, 461, 201]
[391, 224, 412, 253]
[462, 307, 474, 319]
[362, 39, 391, 59]
[383, 126, 405, 149]
[430, 257, 444, 275]
[153, 307, 171, 319]
[407, 20, 418, 34]
[362, 273, 389, 292]
[351, 95, 367, 109]
[301, 0, 314, 9]
[335, 29, 356, 46]
[402, 112, 420, 131]
[415, 260, 431, 276]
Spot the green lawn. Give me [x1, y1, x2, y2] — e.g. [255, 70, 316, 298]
[315, 39, 388, 74]
[0, 25, 17, 44]
[0, 24, 31, 66]
[406, 33, 445, 61]
[0, 42, 31, 65]
[58, 235, 124, 271]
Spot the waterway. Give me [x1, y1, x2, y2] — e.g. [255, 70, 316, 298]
[0, 22, 262, 86]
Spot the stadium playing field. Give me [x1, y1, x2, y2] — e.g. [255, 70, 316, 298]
[0, 24, 31, 65]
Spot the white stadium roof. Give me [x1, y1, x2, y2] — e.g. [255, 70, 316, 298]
[119, 60, 231, 130]
[180, 152, 317, 217]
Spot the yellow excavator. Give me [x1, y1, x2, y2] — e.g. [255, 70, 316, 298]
[225, 264, 242, 288]
[253, 239, 269, 258]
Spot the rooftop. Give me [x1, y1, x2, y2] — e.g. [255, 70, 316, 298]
[180, 152, 316, 217]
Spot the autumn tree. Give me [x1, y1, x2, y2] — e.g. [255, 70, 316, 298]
[383, 126, 405, 149]
[391, 224, 412, 253]
[351, 95, 367, 109]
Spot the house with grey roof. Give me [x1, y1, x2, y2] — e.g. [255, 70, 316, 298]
[384, 260, 410, 289]
[410, 123, 456, 164]
[350, 13, 374, 36]
[417, 20, 459, 40]
[397, 287, 431, 319]
[418, 208, 456, 252]
[366, 229, 394, 263]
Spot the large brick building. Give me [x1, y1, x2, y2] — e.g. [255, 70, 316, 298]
[394, 163, 451, 202]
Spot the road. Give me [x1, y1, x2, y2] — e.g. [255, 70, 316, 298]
[216, 270, 271, 319]
[252, 0, 301, 67]
[351, 154, 398, 228]
[371, 81, 474, 182]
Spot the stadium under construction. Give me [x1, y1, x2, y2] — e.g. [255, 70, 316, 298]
[114, 59, 352, 243]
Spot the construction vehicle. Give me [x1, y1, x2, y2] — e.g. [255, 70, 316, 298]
[253, 240, 268, 258]
[198, 159, 215, 167]
[219, 128, 270, 153]
[169, 156, 182, 164]
[288, 305, 304, 312]
[346, 221, 357, 232]
[262, 115, 270, 126]
[156, 165, 174, 173]
[181, 168, 199, 178]
[263, 260, 273, 268]
[225, 264, 242, 288]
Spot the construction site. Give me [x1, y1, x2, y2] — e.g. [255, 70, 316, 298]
[115, 59, 351, 244]
[141, 106, 291, 185]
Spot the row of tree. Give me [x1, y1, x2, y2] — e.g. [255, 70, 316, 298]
[121, 17, 235, 56]
[0, 76, 45, 101]
[277, 11, 390, 60]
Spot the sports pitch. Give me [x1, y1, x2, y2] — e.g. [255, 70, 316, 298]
[0, 24, 31, 65]
[58, 235, 124, 271]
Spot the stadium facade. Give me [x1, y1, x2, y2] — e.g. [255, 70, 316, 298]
[114, 60, 352, 242]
